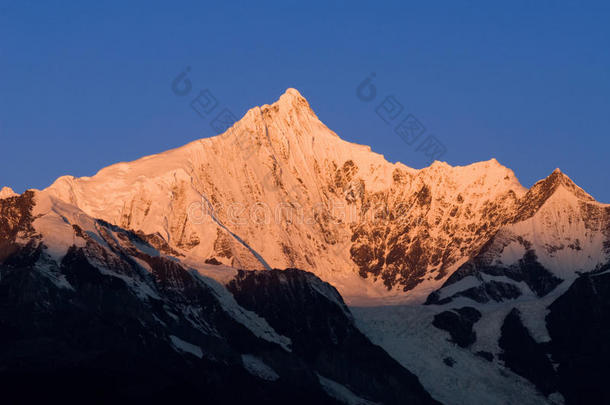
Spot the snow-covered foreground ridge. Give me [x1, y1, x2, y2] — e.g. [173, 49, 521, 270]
[5, 87, 605, 304]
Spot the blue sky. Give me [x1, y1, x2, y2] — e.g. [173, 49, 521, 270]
[1, 1, 609, 201]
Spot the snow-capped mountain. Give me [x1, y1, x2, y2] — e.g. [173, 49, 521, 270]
[414, 166, 610, 404]
[44, 88, 544, 304]
[428, 168, 610, 306]
[42, 89, 608, 305]
[2, 88, 609, 404]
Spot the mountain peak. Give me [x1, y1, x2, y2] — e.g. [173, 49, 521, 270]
[538, 168, 594, 201]
[224, 87, 336, 150]
[0, 187, 17, 199]
[233, 88, 319, 133]
[265, 87, 314, 116]
[280, 87, 305, 100]
[512, 167, 597, 222]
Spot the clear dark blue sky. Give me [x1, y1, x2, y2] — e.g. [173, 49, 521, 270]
[1, 1, 608, 201]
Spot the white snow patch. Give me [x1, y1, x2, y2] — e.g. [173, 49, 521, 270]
[188, 260, 240, 285]
[169, 335, 203, 358]
[91, 261, 160, 300]
[497, 240, 527, 266]
[241, 354, 279, 381]
[511, 279, 573, 344]
[317, 374, 379, 405]
[131, 256, 154, 273]
[436, 275, 480, 301]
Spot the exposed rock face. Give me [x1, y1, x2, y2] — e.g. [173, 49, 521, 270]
[348, 165, 524, 293]
[513, 168, 596, 222]
[432, 306, 481, 348]
[0, 191, 40, 264]
[426, 168, 609, 306]
[0, 256, 338, 404]
[227, 269, 438, 405]
[498, 308, 558, 396]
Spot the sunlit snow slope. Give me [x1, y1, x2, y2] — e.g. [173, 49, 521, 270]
[42, 89, 609, 305]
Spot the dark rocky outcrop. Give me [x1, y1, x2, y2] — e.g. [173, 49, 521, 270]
[512, 169, 595, 223]
[0, 204, 333, 403]
[546, 268, 610, 405]
[475, 351, 494, 362]
[426, 244, 561, 305]
[0, 244, 335, 404]
[432, 306, 482, 348]
[498, 308, 557, 396]
[228, 269, 439, 405]
[0, 191, 39, 264]
[443, 357, 456, 367]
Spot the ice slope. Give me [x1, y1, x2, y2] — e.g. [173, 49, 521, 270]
[352, 305, 559, 405]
